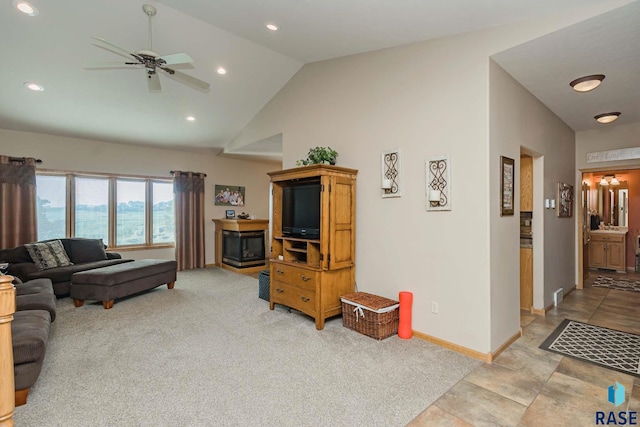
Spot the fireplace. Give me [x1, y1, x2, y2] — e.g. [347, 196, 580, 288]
[222, 230, 266, 268]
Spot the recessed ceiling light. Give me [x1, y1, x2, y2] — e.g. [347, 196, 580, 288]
[186, 116, 196, 122]
[594, 112, 621, 124]
[13, 0, 38, 16]
[265, 23, 279, 31]
[569, 74, 605, 92]
[216, 67, 227, 75]
[24, 82, 44, 91]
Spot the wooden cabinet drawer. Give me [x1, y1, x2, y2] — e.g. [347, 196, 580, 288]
[591, 233, 624, 243]
[270, 280, 316, 315]
[271, 263, 317, 291]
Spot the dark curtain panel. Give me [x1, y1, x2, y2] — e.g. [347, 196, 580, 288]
[173, 171, 206, 271]
[0, 156, 37, 249]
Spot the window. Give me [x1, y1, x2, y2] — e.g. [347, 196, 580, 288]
[152, 181, 175, 244]
[75, 177, 109, 243]
[116, 179, 146, 246]
[36, 175, 67, 240]
[35, 172, 174, 248]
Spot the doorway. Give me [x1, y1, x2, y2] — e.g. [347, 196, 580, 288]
[578, 168, 640, 288]
[520, 154, 533, 311]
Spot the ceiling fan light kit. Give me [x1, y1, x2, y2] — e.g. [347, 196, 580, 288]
[87, 4, 210, 92]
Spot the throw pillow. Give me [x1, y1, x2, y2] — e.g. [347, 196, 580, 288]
[24, 240, 73, 270]
[67, 238, 107, 263]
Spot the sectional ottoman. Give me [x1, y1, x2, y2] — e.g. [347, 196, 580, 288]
[70, 259, 177, 309]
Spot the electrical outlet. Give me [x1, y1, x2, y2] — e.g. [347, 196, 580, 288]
[431, 301, 439, 314]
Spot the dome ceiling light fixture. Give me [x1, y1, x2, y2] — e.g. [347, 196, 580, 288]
[569, 74, 605, 92]
[24, 82, 44, 91]
[594, 112, 621, 124]
[13, 0, 38, 16]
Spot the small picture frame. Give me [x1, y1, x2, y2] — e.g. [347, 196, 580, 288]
[500, 156, 515, 216]
[225, 209, 236, 219]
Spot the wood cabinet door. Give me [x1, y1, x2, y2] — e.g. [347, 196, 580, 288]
[520, 156, 533, 211]
[607, 242, 625, 270]
[589, 241, 607, 268]
[327, 176, 355, 271]
[519, 248, 533, 310]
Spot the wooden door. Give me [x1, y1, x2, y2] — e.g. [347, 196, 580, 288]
[607, 242, 625, 270]
[582, 182, 590, 279]
[327, 176, 355, 270]
[520, 156, 533, 211]
[589, 239, 607, 269]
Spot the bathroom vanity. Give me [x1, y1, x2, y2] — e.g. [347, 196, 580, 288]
[589, 229, 627, 273]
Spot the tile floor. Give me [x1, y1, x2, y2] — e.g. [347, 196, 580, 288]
[407, 271, 640, 427]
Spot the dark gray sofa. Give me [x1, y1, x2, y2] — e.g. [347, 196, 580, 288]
[1, 238, 133, 297]
[10, 276, 57, 406]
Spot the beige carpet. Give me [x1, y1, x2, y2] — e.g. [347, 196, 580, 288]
[14, 267, 480, 426]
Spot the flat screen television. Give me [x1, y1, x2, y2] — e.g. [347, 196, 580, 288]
[282, 180, 321, 239]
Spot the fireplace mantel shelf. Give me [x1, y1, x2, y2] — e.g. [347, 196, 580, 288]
[212, 218, 269, 231]
[212, 219, 269, 275]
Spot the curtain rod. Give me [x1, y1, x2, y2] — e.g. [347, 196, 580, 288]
[170, 170, 207, 177]
[9, 157, 42, 163]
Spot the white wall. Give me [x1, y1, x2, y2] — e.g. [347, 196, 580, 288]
[576, 122, 640, 170]
[489, 61, 576, 349]
[224, 4, 625, 353]
[0, 128, 278, 263]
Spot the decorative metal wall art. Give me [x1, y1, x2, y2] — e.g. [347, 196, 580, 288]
[381, 149, 401, 198]
[557, 182, 574, 218]
[426, 155, 451, 211]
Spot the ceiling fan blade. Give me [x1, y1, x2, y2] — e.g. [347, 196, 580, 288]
[168, 69, 211, 90]
[158, 52, 193, 66]
[83, 61, 140, 69]
[147, 73, 161, 91]
[92, 37, 138, 60]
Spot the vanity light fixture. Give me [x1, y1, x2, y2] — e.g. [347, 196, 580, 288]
[13, 0, 38, 16]
[569, 74, 605, 92]
[24, 82, 44, 91]
[594, 112, 621, 124]
[600, 175, 619, 186]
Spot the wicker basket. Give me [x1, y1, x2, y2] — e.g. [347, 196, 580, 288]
[340, 292, 399, 340]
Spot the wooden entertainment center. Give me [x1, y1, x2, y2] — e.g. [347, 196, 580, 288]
[267, 164, 357, 330]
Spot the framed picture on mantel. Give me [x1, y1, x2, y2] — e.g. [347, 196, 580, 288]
[500, 156, 514, 216]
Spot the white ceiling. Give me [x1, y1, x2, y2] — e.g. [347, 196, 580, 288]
[493, 0, 640, 132]
[0, 0, 637, 161]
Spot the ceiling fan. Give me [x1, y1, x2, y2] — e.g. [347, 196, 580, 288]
[86, 4, 210, 92]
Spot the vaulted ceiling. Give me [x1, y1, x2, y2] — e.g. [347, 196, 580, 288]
[0, 0, 637, 162]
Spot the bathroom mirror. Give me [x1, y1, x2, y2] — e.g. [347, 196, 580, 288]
[596, 181, 629, 226]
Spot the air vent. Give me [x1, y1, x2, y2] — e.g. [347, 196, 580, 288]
[553, 288, 564, 307]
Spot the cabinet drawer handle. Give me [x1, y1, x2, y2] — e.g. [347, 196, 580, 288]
[301, 296, 310, 302]
[300, 275, 311, 281]
[276, 270, 284, 275]
[276, 288, 284, 293]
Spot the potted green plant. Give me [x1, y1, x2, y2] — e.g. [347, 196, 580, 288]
[296, 146, 338, 166]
